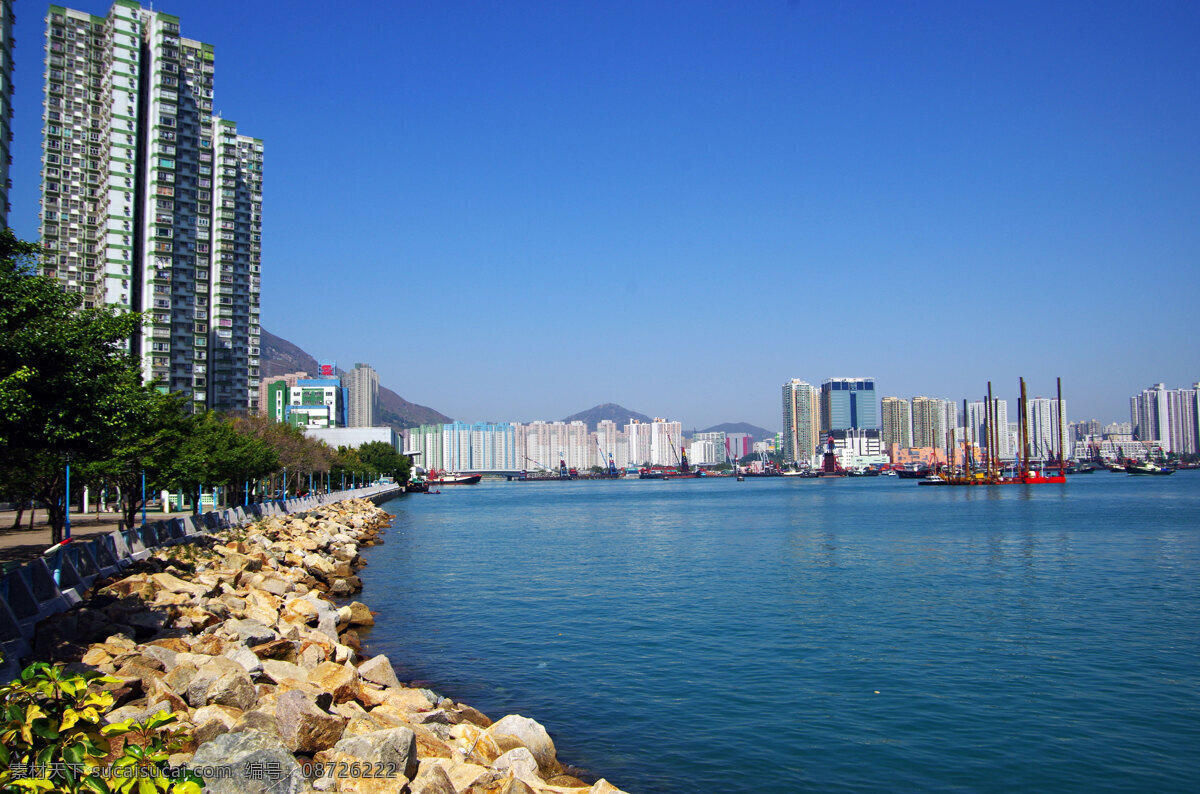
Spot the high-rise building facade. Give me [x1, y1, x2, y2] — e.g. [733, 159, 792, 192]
[880, 396, 912, 450]
[966, 398, 1012, 459]
[820, 378, 878, 433]
[344, 362, 379, 427]
[1025, 397, 1068, 461]
[782, 379, 820, 463]
[0, 0, 13, 225]
[1130, 383, 1199, 455]
[40, 3, 262, 413]
[911, 396, 952, 450]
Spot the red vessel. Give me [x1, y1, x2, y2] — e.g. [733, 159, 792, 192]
[426, 469, 482, 485]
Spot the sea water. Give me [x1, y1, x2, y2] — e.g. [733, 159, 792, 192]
[356, 475, 1200, 793]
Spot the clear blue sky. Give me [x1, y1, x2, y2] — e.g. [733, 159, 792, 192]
[9, 1, 1199, 430]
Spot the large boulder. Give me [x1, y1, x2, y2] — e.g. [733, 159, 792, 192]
[408, 761, 457, 794]
[225, 618, 277, 646]
[308, 661, 360, 703]
[149, 572, 210, 598]
[319, 727, 418, 784]
[274, 690, 347, 754]
[487, 715, 559, 776]
[357, 655, 401, 690]
[190, 729, 305, 794]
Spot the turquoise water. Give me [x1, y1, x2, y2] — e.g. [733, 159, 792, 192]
[357, 475, 1200, 793]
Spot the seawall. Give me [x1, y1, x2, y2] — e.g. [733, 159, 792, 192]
[5, 496, 628, 793]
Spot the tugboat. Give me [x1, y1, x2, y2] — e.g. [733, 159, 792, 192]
[1125, 459, 1174, 475]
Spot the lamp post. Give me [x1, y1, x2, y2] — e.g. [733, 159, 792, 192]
[141, 469, 146, 528]
[64, 461, 71, 541]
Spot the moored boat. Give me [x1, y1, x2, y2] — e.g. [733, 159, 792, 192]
[1125, 460, 1174, 475]
[427, 469, 482, 485]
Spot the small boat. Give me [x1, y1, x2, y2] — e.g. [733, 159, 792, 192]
[1125, 461, 1174, 476]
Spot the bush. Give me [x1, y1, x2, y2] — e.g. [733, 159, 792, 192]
[0, 662, 202, 792]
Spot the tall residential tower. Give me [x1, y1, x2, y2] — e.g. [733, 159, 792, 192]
[40, 2, 262, 413]
[0, 0, 14, 225]
[344, 362, 380, 428]
[782, 379, 820, 464]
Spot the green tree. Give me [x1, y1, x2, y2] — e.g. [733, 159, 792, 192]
[232, 413, 333, 495]
[165, 412, 277, 513]
[80, 390, 193, 530]
[0, 230, 145, 543]
[357, 440, 411, 482]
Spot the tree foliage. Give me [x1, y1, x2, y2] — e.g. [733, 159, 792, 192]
[0, 230, 146, 541]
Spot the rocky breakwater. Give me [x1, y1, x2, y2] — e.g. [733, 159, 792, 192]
[32, 498, 628, 794]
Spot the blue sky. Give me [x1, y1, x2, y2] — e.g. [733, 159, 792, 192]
[9, 1, 1199, 430]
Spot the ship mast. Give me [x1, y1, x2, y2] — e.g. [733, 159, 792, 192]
[986, 381, 995, 479]
[1019, 377, 1031, 477]
[962, 398, 972, 479]
[1056, 377, 1065, 473]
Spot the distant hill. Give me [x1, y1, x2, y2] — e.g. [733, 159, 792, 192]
[562, 403, 654, 431]
[699, 422, 775, 440]
[260, 329, 318, 378]
[260, 329, 451, 431]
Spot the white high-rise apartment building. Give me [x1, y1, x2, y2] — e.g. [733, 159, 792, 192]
[966, 398, 1012, 459]
[40, 3, 262, 413]
[1130, 383, 1199, 455]
[693, 431, 726, 464]
[1025, 397, 1068, 461]
[344, 363, 380, 427]
[782, 379, 820, 463]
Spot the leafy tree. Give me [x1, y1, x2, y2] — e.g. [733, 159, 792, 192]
[0, 230, 145, 542]
[357, 441, 411, 482]
[80, 390, 193, 530]
[165, 412, 277, 513]
[232, 413, 332, 495]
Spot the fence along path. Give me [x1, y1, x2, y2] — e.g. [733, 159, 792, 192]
[0, 484, 403, 681]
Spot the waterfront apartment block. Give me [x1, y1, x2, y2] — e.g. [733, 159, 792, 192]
[1130, 383, 1199, 455]
[406, 417, 692, 473]
[880, 396, 912, 451]
[820, 377, 878, 433]
[911, 396, 953, 450]
[40, 2, 262, 413]
[344, 362, 380, 427]
[0, 0, 13, 225]
[782, 379, 820, 464]
[406, 422, 516, 472]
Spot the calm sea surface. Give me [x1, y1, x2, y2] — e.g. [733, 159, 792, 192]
[356, 475, 1200, 793]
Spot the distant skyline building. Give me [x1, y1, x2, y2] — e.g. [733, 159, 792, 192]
[966, 398, 1012, 459]
[880, 396, 912, 451]
[0, 0, 13, 225]
[1025, 397, 1068, 461]
[911, 396, 953, 450]
[40, 3, 263, 413]
[782, 379, 820, 464]
[1130, 383, 1198, 455]
[343, 362, 379, 427]
[693, 431, 726, 464]
[820, 378, 878, 433]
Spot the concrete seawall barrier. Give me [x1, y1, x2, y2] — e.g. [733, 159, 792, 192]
[0, 485, 403, 681]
